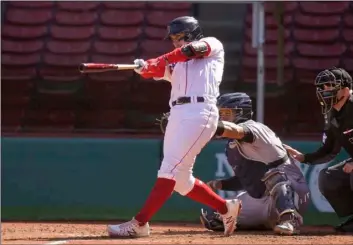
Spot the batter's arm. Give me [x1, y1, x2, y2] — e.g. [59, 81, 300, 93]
[215, 121, 255, 143]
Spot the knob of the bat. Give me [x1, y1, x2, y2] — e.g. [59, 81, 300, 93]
[78, 63, 86, 73]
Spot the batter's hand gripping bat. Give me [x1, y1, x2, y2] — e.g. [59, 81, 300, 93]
[78, 63, 140, 73]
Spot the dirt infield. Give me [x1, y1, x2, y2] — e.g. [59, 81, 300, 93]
[2, 222, 353, 244]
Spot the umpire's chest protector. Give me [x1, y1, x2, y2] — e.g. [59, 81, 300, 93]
[226, 141, 269, 198]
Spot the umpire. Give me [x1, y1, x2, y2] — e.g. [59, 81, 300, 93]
[286, 67, 353, 232]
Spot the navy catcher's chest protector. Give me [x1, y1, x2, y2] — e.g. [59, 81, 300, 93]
[226, 141, 269, 198]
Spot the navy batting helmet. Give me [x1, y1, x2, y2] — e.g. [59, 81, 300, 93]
[315, 67, 352, 114]
[217, 92, 253, 124]
[165, 16, 203, 42]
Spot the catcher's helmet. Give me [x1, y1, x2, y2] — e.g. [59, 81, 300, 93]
[165, 16, 203, 42]
[217, 92, 253, 124]
[315, 67, 352, 114]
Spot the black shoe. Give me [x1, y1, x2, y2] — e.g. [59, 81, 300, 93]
[335, 216, 353, 232]
[199, 208, 224, 232]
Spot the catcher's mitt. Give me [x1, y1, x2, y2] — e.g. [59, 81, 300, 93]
[155, 112, 170, 134]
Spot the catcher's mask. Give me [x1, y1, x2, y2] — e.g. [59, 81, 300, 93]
[165, 16, 203, 42]
[217, 92, 253, 124]
[315, 67, 352, 114]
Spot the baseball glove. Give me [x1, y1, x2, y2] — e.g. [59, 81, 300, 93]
[155, 112, 170, 134]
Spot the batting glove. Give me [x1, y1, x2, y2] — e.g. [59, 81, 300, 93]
[133, 59, 146, 74]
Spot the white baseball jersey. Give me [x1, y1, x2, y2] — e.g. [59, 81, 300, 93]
[153, 37, 225, 107]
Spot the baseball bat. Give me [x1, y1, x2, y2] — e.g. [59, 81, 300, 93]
[79, 63, 140, 73]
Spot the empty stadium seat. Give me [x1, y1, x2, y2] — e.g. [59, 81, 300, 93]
[245, 28, 291, 43]
[6, 8, 52, 25]
[93, 41, 138, 55]
[9, 1, 54, 8]
[57, 2, 100, 11]
[55, 10, 98, 25]
[140, 40, 172, 58]
[246, 14, 293, 29]
[90, 54, 135, 64]
[2, 53, 41, 66]
[38, 66, 81, 82]
[1, 67, 37, 80]
[102, 2, 146, 10]
[2, 24, 48, 39]
[2, 39, 44, 53]
[43, 53, 89, 67]
[146, 10, 192, 27]
[46, 40, 91, 54]
[147, 2, 192, 10]
[296, 43, 346, 57]
[2, 109, 24, 131]
[342, 29, 353, 43]
[100, 10, 144, 26]
[299, 2, 349, 15]
[50, 25, 95, 40]
[293, 13, 341, 28]
[293, 29, 339, 42]
[24, 110, 75, 130]
[98, 26, 142, 41]
[244, 42, 294, 57]
[144, 26, 167, 40]
[344, 14, 353, 28]
[76, 110, 125, 129]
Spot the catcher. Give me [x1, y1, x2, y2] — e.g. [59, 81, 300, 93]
[158, 92, 311, 235]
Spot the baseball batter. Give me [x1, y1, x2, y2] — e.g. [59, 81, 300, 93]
[199, 93, 310, 235]
[107, 16, 241, 238]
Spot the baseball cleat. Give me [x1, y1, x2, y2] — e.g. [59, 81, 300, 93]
[107, 217, 150, 238]
[220, 199, 242, 236]
[274, 221, 300, 235]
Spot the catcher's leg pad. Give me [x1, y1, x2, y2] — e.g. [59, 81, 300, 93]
[261, 168, 303, 225]
[199, 208, 225, 232]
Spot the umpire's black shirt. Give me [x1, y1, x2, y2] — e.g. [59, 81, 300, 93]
[304, 94, 353, 164]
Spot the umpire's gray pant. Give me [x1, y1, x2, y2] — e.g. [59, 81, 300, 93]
[318, 159, 353, 217]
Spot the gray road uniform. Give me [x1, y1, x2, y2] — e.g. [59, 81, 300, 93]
[201, 119, 310, 231]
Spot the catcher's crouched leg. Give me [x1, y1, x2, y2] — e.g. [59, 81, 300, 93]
[262, 168, 303, 235]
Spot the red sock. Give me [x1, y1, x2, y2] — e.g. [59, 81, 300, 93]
[135, 178, 175, 225]
[186, 178, 228, 214]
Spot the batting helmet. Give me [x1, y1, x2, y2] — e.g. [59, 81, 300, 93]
[165, 16, 203, 42]
[217, 92, 253, 124]
[315, 67, 352, 114]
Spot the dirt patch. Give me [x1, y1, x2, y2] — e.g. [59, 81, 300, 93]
[2, 222, 353, 244]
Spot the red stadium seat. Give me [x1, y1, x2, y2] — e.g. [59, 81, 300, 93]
[342, 29, 353, 42]
[241, 68, 294, 84]
[2, 53, 40, 66]
[102, 2, 146, 9]
[245, 28, 291, 42]
[244, 42, 294, 57]
[100, 10, 144, 26]
[294, 13, 341, 28]
[148, 2, 192, 10]
[146, 10, 194, 27]
[1, 67, 37, 81]
[293, 29, 339, 42]
[2, 24, 48, 39]
[47, 40, 91, 54]
[98, 26, 142, 41]
[2, 39, 44, 53]
[9, 1, 54, 8]
[90, 54, 135, 64]
[262, 2, 298, 14]
[55, 10, 98, 26]
[2, 95, 30, 108]
[76, 110, 125, 129]
[2, 80, 33, 95]
[43, 53, 89, 67]
[93, 40, 138, 55]
[144, 26, 167, 39]
[246, 15, 293, 28]
[2, 109, 24, 130]
[50, 25, 95, 40]
[24, 110, 75, 130]
[87, 72, 133, 83]
[57, 2, 100, 11]
[243, 56, 290, 69]
[39, 66, 81, 82]
[299, 2, 349, 15]
[296, 43, 346, 57]
[344, 14, 353, 28]
[6, 8, 52, 25]
[342, 58, 353, 72]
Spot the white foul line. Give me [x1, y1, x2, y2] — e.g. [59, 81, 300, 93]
[45, 240, 68, 245]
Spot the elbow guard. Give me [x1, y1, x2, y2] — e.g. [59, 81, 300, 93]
[181, 41, 210, 58]
[215, 121, 225, 137]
